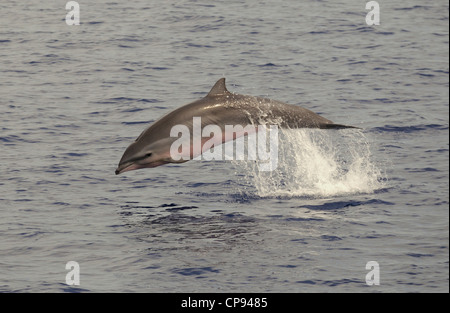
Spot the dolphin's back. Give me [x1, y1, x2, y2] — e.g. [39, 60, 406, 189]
[228, 94, 334, 128]
[135, 89, 351, 146]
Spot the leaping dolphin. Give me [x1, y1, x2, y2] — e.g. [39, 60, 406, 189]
[115, 78, 356, 175]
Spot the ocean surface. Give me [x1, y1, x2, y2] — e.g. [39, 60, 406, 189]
[0, 0, 448, 293]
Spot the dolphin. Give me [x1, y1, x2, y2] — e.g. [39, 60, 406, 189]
[115, 78, 356, 174]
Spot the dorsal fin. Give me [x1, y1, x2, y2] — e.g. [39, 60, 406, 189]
[207, 78, 229, 96]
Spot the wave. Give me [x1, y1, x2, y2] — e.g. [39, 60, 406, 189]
[372, 124, 448, 133]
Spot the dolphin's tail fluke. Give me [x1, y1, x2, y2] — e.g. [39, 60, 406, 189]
[322, 123, 361, 130]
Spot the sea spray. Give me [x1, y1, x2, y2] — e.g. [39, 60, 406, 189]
[232, 129, 385, 198]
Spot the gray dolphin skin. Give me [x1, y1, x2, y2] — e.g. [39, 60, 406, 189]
[115, 78, 356, 175]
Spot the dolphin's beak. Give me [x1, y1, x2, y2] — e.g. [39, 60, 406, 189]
[116, 141, 145, 175]
[115, 160, 170, 175]
[115, 162, 142, 175]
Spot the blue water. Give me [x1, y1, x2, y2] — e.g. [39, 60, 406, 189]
[0, 1, 448, 292]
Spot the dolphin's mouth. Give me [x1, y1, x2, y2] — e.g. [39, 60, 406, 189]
[115, 162, 141, 175]
[115, 160, 169, 175]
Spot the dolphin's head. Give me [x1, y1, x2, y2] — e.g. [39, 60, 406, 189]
[115, 138, 177, 175]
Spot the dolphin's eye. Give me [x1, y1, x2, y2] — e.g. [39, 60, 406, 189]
[145, 153, 152, 158]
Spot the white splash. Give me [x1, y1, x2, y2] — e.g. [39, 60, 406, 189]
[233, 129, 384, 198]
